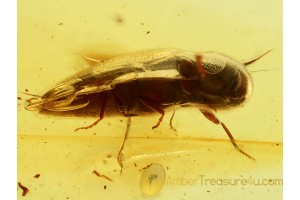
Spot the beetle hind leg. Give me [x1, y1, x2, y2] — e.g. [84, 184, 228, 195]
[139, 98, 165, 129]
[75, 92, 108, 132]
[200, 109, 255, 160]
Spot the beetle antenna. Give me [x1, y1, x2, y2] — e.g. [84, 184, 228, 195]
[243, 49, 273, 66]
[249, 68, 281, 73]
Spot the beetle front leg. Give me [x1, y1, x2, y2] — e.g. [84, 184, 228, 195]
[75, 92, 108, 131]
[200, 109, 255, 161]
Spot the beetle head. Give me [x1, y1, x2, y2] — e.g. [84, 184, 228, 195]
[195, 53, 253, 107]
[194, 50, 271, 108]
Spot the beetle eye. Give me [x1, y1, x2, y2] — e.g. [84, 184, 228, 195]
[199, 64, 237, 95]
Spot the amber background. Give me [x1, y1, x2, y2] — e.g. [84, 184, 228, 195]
[18, 0, 282, 199]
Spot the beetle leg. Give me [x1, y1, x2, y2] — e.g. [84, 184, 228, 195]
[117, 117, 131, 173]
[139, 98, 165, 129]
[75, 92, 108, 131]
[169, 110, 176, 131]
[200, 109, 255, 161]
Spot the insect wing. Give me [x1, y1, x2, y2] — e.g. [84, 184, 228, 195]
[72, 49, 200, 96]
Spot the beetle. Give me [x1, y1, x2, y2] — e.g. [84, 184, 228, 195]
[25, 48, 272, 161]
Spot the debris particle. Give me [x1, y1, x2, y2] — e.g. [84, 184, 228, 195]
[18, 182, 29, 196]
[104, 185, 107, 189]
[34, 174, 40, 178]
[146, 31, 150, 34]
[92, 170, 113, 181]
[18, 97, 22, 100]
[140, 23, 144, 25]
[106, 154, 112, 158]
[58, 22, 63, 26]
[25, 89, 28, 92]
[139, 164, 152, 172]
[114, 14, 124, 24]
[51, 36, 54, 39]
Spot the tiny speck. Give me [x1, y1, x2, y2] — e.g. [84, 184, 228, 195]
[106, 154, 112, 158]
[104, 185, 107, 189]
[114, 14, 124, 24]
[140, 23, 144, 25]
[18, 97, 22, 100]
[25, 89, 28, 92]
[51, 36, 54, 39]
[34, 174, 40, 178]
[58, 22, 63, 26]
[146, 31, 150, 34]
[206, 190, 210, 193]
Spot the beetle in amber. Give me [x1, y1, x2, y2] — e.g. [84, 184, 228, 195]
[25, 49, 272, 161]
